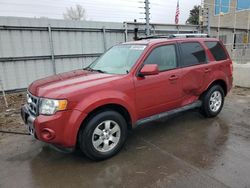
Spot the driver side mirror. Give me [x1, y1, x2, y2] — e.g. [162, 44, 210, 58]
[139, 64, 159, 76]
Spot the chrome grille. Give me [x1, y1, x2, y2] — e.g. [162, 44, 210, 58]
[26, 92, 39, 116]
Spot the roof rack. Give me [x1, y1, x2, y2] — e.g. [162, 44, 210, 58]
[170, 33, 209, 38]
[138, 33, 209, 40]
[137, 35, 170, 40]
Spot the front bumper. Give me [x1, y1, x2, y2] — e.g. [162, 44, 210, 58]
[21, 105, 87, 148]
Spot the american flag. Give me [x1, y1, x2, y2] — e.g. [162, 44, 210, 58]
[175, 0, 180, 24]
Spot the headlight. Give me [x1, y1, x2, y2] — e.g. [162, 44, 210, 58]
[39, 98, 68, 115]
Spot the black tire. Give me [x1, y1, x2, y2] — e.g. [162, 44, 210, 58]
[78, 110, 127, 161]
[200, 85, 225, 118]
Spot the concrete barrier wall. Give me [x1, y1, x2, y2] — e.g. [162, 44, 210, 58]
[233, 63, 250, 88]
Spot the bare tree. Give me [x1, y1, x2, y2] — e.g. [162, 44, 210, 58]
[63, 4, 86, 21]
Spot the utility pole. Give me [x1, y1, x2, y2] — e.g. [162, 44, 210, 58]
[144, 0, 150, 36]
[202, 6, 210, 35]
[207, 7, 211, 36]
[199, 0, 210, 35]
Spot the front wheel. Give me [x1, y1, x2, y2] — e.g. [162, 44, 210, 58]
[78, 110, 127, 161]
[201, 85, 225, 118]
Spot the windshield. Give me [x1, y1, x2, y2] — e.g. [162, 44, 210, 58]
[88, 44, 146, 74]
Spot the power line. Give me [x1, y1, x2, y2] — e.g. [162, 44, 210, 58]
[0, 1, 142, 11]
[0, 10, 140, 20]
[0, 1, 143, 21]
[0, 0, 200, 24]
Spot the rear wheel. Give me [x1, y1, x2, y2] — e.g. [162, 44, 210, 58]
[201, 85, 225, 118]
[78, 110, 127, 160]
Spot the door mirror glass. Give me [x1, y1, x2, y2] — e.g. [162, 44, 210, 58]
[139, 64, 159, 76]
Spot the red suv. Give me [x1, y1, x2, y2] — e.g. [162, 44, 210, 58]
[21, 34, 233, 160]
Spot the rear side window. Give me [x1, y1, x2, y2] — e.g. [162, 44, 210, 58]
[179, 42, 206, 67]
[205, 41, 228, 61]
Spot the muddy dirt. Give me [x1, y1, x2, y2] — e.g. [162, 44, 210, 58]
[0, 92, 27, 135]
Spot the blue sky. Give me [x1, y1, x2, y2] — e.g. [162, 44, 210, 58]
[0, 0, 201, 24]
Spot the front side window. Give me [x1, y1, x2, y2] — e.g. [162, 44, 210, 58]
[215, 0, 230, 15]
[179, 42, 206, 67]
[205, 41, 228, 61]
[89, 45, 146, 74]
[144, 45, 177, 71]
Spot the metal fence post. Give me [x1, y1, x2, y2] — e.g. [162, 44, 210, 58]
[48, 24, 56, 74]
[152, 25, 156, 35]
[102, 27, 107, 51]
[124, 22, 128, 42]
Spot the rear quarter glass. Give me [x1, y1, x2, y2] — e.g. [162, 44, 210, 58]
[204, 41, 228, 61]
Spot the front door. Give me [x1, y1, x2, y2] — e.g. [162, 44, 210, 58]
[134, 44, 182, 119]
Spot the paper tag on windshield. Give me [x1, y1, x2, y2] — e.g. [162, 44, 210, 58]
[130, 45, 146, 50]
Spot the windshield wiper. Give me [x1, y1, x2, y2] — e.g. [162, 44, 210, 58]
[83, 67, 91, 71]
[92, 69, 106, 73]
[83, 67, 106, 73]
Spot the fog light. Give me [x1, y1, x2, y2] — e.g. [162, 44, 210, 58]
[41, 128, 55, 141]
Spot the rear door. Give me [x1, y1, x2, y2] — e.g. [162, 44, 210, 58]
[178, 41, 211, 105]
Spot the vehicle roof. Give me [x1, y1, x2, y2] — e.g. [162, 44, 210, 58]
[123, 37, 220, 46]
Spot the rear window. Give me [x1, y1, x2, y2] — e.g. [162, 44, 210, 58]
[179, 42, 207, 67]
[205, 41, 228, 61]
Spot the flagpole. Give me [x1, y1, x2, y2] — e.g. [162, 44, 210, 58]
[175, 0, 180, 32]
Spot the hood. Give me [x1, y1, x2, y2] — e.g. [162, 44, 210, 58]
[28, 70, 121, 98]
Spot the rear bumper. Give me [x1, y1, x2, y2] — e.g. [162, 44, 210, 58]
[228, 76, 233, 93]
[21, 105, 87, 148]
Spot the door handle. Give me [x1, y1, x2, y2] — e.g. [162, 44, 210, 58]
[204, 68, 211, 73]
[169, 75, 179, 81]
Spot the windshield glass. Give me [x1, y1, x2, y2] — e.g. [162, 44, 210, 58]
[89, 44, 146, 74]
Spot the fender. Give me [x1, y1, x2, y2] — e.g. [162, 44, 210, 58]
[74, 90, 137, 124]
[205, 69, 229, 92]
